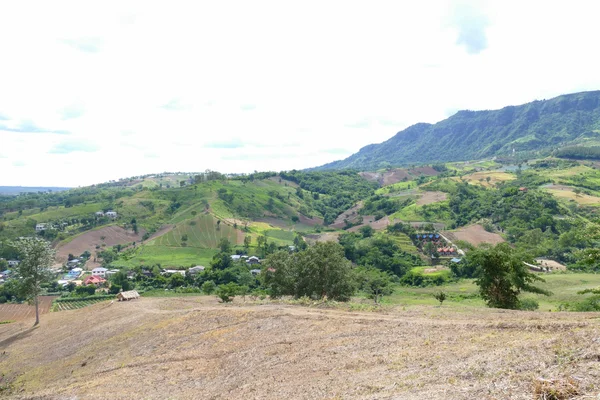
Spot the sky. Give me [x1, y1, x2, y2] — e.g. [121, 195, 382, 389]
[1, 0, 600, 187]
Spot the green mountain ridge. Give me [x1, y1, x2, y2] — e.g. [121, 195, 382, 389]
[315, 90, 600, 170]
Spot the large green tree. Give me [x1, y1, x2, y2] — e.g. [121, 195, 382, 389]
[12, 237, 55, 325]
[262, 241, 356, 301]
[470, 243, 550, 309]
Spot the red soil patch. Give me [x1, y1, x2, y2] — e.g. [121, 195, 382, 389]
[298, 214, 324, 227]
[442, 224, 504, 247]
[56, 225, 145, 264]
[330, 202, 364, 229]
[0, 296, 56, 322]
[416, 191, 447, 206]
[411, 166, 439, 176]
[348, 216, 392, 232]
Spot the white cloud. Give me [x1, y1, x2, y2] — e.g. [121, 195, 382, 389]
[1, 0, 600, 186]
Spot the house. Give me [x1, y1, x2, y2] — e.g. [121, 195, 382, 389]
[450, 258, 462, 264]
[67, 259, 81, 268]
[437, 247, 456, 256]
[250, 269, 261, 275]
[95, 211, 105, 217]
[231, 255, 242, 261]
[127, 271, 137, 279]
[105, 211, 118, 219]
[7, 260, 19, 267]
[67, 268, 82, 278]
[105, 269, 120, 276]
[519, 187, 528, 193]
[117, 290, 140, 301]
[246, 256, 260, 265]
[84, 275, 106, 286]
[415, 233, 440, 242]
[92, 267, 108, 277]
[162, 269, 186, 276]
[188, 266, 205, 275]
[35, 223, 48, 232]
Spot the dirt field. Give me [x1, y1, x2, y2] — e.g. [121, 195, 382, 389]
[1, 297, 600, 399]
[304, 232, 341, 244]
[348, 215, 392, 232]
[458, 171, 515, 188]
[298, 214, 324, 227]
[0, 296, 56, 322]
[360, 167, 438, 186]
[56, 225, 145, 264]
[544, 185, 600, 205]
[416, 191, 447, 206]
[330, 202, 364, 229]
[443, 224, 505, 246]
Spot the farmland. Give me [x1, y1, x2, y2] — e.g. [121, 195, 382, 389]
[150, 213, 243, 248]
[0, 296, 56, 322]
[2, 297, 600, 399]
[51, 297, 112, 312]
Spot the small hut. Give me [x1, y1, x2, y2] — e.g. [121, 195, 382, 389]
[117, 290, 140, 301]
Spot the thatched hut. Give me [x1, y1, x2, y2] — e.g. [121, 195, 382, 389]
[117, 290, 140, 301]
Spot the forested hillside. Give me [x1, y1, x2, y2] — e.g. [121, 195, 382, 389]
[316, 90, 600, 170]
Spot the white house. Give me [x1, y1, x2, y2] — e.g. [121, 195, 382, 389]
[250, 269, 261, 275]
[92, 267, 108, 277]
[95, 211, 105, 217]
[7, 260, 19, 267]
[246, 256, 260, 265]
[35, 223, 48, 232]
[231, 255, 242, 261]
[105, 211, 118, 219]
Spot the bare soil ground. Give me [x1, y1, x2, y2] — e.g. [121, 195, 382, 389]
[1, 297, 600, 399]
[443, 224, 505, 246]
[304, 232, 341, 244]
[457, 171, 515, 188]
[56, 226, 145, 264]
[0, 296, 56, 322]
[298, 214, 324, 226]
[348, 215, 392, 232]
[417, 191, 447, 206]
[330, 202, 364, 229]
[360, 168, 439, 186]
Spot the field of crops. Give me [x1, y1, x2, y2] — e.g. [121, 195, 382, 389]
[152, 214, 242, 248]
[0, 296, 56, 322]
[52, 298, 111, 311]
[386, 233, 420, 255]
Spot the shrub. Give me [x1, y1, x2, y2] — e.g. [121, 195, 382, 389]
[433, 291, 447, 306]
[216, 282, 241, 303]
[519, 298, 539, 311]
[201, 280, 217, 294]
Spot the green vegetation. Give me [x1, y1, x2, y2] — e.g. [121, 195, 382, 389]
[316, 91, 600, 170]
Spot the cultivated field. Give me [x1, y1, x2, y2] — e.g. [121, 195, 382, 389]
[544, 185, 600, 205]
[457, 171, 515, 187]
[416, 190, 447, 205]
[443, 224, 505, 246]
[0, 296, 56, 322]
[151, 214, 243, 248]
[56, 225, 145, 263]
[1, 297, 600, 399]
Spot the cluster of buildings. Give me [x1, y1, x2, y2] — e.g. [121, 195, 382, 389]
[95, 211, 118, 219]
[230, 255, 260, 264]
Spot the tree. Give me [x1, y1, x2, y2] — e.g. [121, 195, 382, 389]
[433, 291, 447, 306]
[359, 225, 374, 238]
[357, 267, 394, 304]
[262, 242, 356, 301]
[11, 237, 55, 325]
[201, 280, 217, 294]
[470, 243, 551, 309]
[216, 220, 221, 230]
[216, 282, 240, 303]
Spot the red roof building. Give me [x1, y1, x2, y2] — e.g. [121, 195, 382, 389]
[84, 275, 106, 286]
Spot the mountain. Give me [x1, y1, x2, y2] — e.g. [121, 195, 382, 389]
[0, 186, 71, 195]
[316, 90, 600, 170]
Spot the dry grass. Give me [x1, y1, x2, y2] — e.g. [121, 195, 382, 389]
[533, 377, 580, 399]
[443, 224, 505, 246]
[545, 187, 600, 205]
[1, 297, 600, 399]
[417, 191, 448, 206]
[456, 171, 515, 188]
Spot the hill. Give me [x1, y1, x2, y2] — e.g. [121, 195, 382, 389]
[1, 297, 599, 399]
[316, 90, 600, 170]
[0, 186, 71, 195]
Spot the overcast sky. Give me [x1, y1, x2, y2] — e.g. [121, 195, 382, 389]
[1, 1, 600, 187]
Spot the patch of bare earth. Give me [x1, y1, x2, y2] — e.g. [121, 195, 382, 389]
[305, 232, 341, 244]
[0, 296, 56, 322]
[416, 191, 447, 206]
[330, 202, 364, 229]
[298, 214, 324, 226]
[2, 298, 600, 399]
[535, 259, 568, 272]
[348, 215, 392, 232]
[56, 226, 145, 264]
[443, 224, 505, 246]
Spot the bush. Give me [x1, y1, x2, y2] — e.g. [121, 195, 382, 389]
[201, 280, 217, 294]
[216, 282, 241, 303]
[519, 298, 539, 311]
